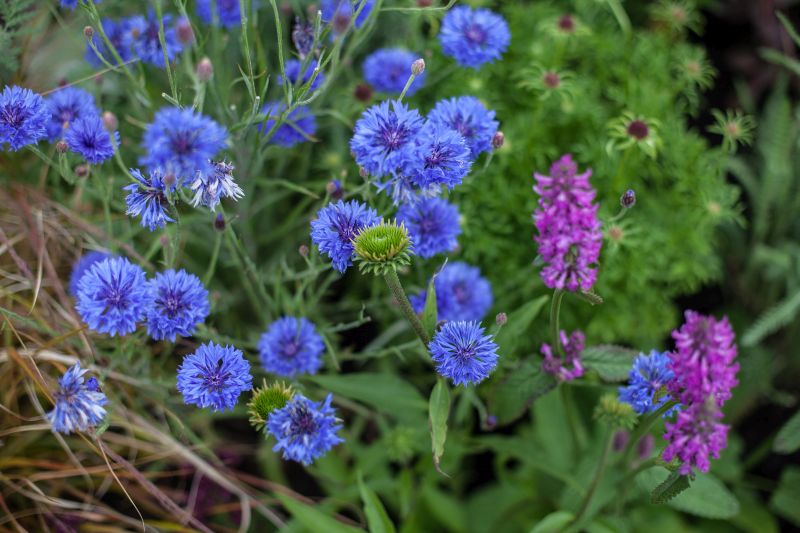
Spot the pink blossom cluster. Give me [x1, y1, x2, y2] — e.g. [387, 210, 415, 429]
[541, 330, 585, 382]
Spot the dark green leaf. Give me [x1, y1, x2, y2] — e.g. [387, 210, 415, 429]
[650, 470, 691, 504]
[429, 378, 450, 474]
[774, 408, 800, 454]
[421, 269, 439, 339]
[489, 359, 556, 425]
[276, 493, 364, 533]
[357, 472, 396, 533]
[771, 467, 800, 526]
[637, 467, 740, 519]
[582, 345, 638, 382]
[494, 296, 548, 356]
[529, 511, 574, 533]
[309, 373, 426, 423]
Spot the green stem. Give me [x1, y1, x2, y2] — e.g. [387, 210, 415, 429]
[573, 429, 614, 525]
[398, 73, 417, 102]
[561, 385, 587, 451]
[383, 269, 430, 345]
[612, 149, 632, 194]
[203, 230, 223, 286]
[549, 289, 565, 356]
[621, 399, 677, 465]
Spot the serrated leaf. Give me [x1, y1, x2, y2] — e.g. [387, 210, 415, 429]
[742, 288, 800, 346]
[650, 470, 691, 504]
[529, 511, 574, 533]
[774, 408, 800, 454]
[581, 345, 638, 382]
[637, 467, 740, 519]
[575, 289, 604, 306]
[421, 268, 439, 340]
[494, 295, 548, 356]
[276, 493, 364, 533]
[489, 359, 556, 425]
[308, 373, 426, 424]
[429, 378, 450, 475]
[770, 467, 800, 526]
[357, 472, 396, 533]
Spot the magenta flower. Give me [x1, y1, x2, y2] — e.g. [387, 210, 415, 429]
[663, 400, 729, 475]
[533, 154, 602, 291]
[541, 330, 585, 382]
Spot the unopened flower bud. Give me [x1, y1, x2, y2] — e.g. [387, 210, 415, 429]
[75, 164, 89, 177]
[56, 141, 68, 154]
[196, 57, 214, 82]
[214, 213, 225, 231]
[417, 0, 433, 6]
[359, 166, 369, 178]
[612, 430, 630, 452]
[637, 434, 655, 460]
[495, 312, 507, 326]
[492, 131, 505, 149]
[83, 26, 94, 39]
[176, 17, 194, 45]
[558, 14, 575, 33]
[160, 235, 170, 247]
[102, 111, 118, 132]
[485, 414, 497, 430]
[298, 244, 310, 257]
[354, 83, 373, 102]
[326, 180, 343, 199]
[620, 189, 636, 209]
[163, 173, 177, 188]
[543, 71, 561, 89]
[411, 58, 425, 76]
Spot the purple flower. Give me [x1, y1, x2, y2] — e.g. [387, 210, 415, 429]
[363, 48, 425, 95]
[410, 121, 472, 192]
[145, 269, 210, 341]
[85, 18, 135, 67]
[429, 320, 499, 386]
[618, 350, 678, 415]
[124, 168, 175, 231]
[321, 0, 374, 32]
[427, 96, 498, 158]
[396, 197, 461, 258]
[0, 85, 48, 151]
[439, 6, 510, 69]
[128, 11, 183, 67]
[267, 393, 343, 465]
[189, 160, 243, 211]
[44, 87, 99, 141]
[350, 99, 423, 178]
[541, 330, 585, 382]
[197, 0, 241, 28]
[258, 101, 317, 147]
[310, 200, 380, 272]
[64, 114, 117, 164]
[411, 262, 493, 322]
[279, 59, 325, 92]
[533, 154, 603, 292]
[663, 400, 729, 475]
[46, 363, 107, 434]
[177, 342, 252, 412]
[258, 317, 325, 377]
[69, 250, 112, 296]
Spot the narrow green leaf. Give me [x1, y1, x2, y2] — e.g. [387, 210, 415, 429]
[774, 408, 800, 454]
[276, 493, 364, 533]
[650, 470, 691, 504]
[770, 467, 800, 527]
[742, 288, 800, 346]
[357, 472, 396, 533]
[637, 467, 740, 519]
[429, 378, 450, 475]
[494, 295, 548, 356]
[529, 511, 574, 533]
[489, 359, 556, 425]
[421, 268, 439, 340]
[581, 345, 638, 382]
[777, 11, 800, 48]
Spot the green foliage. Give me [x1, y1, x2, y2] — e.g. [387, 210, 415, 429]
[593, 394, 637, 430]
[0, 0, 36, 79]
[637, 467, 740, 519]
[650, 470, 691, 504]
[774, 408, 800, 454]
[428, 378, 450, 473]
[358, 473, 396, 533]
[581, 345, 638, 382]
[770, 467, 800, 527]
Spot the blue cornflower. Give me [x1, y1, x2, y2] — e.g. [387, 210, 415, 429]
[0, 85, 48, 151]
[189, 160, 243, 211]
[76, 257, 150, 336]
[60, 0, 100, 9]
[258, 101, 317, 147]
[321, 0, 374, 32]
[128, 11, 183, 67]
[124, 168, 175, 231]
[429, 320, 499, 386]
[279, 59, 325, 92]
[410, 121, 472, 191]
[85, 18, 135, 67]
[177, 342, 253, 412]
[267, 393, 343, 465]
[145, 269, 210, 341]
[363, 48, 425, 95]
[140, 106, 227, 182]
[64, 114, 117, 164]
[46, 363, 108, 434]
[427, 96, 498, 158]
[397, 197, 460, 258]
[619, 350, 679, 415]
[197, 0, 241, 28]
[439, 6, 510, 69]
[310, 200, 381, 272]
[350, 99, 423, 177]
[69, 250, 112, 296]
[411, 261, 493, 321]
[258, 317, 325, 377]
[44, 87, 99, 141]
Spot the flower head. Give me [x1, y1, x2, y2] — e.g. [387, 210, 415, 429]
[76, 257, 150, 336]
[0, 85, 48, 151]
[350, 100, 423, 178]
[310, 200, 380, 272]
[411, 262, 492, 322]
[145, 269, 209, 341]
[410, 121, 472, 192]
[267, 393, 344, 465]
[618, 350, 677, 415]
[533, 154, 603, 291]
[197, 0, 241, 28]
[353, 220, 414, 275]
[65, 114, 117, 164]
[279, 59, 325, 92]
[44, 87, 99, 141]
[427, 96, 498, 158]
[248, 380, 294, 432]
[439, 6, 510, 69]
[292, 19, 315, 58]
[85, 18, 135, 67]
[396, 197, 460, 258]
[124, 168, 175, 231]
[429, 320, 499, 386]
[258, 101, 316, 147]
[177, 342, 253, 412]
[69, 250, 112, 296]
[46, 363, 108, 434]
[141, 107, 227, 182]
[663, 399, 729, 474]
[258, 317, 325, 378]
[541, 330, 585, 382]
[363, 48, 426, 95]
[128, 11, 183, 67]
[189, 160, 244, 211]
[607, 112, 662, 159]
[321, 0, 374, 32]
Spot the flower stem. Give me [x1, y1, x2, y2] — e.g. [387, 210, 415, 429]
[383, 269, 430, 346]
[549, 289, 565, 356]
[398, 73, 417, 103]
[621, 399, 678, 465]
[573, 429, 614, 525]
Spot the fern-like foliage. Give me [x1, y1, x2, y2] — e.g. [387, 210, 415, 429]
[0, 0, 36, 79]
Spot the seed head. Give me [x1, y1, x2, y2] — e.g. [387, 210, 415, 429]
[353, 220, 414, 276]
[248, 380, 294, 432]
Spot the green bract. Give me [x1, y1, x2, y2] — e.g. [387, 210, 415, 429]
[247, 380, 294, 432]
[353, 220, 413, 276]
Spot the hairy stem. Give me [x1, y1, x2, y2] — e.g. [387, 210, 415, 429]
[573, 429, 614, 526]
[384, 269, 430, 345]
[621, 399, 678, 465]
[549, 289, 565, 356]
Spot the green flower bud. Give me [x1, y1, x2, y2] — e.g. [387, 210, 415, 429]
[353, 220, 413, 276]
[594, 393, 637, 430]
[247, 380, 294, 432]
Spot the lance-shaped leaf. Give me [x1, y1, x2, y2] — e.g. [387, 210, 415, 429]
[429, 378, 450, 475]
